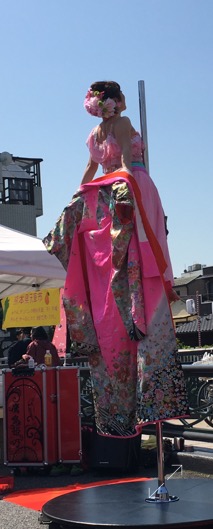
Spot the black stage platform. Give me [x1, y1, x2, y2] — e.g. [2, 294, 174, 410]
[42, 478, 213, 528]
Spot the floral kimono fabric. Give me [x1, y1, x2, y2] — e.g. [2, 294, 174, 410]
[44, 170, 189, 437]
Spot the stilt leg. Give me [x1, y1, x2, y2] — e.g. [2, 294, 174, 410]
[156, 420, 164, 487]
[145, 421, 179, 503]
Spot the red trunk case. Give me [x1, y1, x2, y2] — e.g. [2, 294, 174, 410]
[3, 365, 87, 468]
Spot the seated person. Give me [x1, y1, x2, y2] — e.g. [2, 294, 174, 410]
[8, 328, 31, 368]
[23, 326, 61, 366]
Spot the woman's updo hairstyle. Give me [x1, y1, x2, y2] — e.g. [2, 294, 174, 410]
[90, 81, 122, 102]
[84, 81, 122, 118]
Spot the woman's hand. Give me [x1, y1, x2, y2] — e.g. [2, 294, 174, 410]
[117, 166, 133, 177]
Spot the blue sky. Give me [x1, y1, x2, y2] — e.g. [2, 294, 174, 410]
[1, 0, 213, 278]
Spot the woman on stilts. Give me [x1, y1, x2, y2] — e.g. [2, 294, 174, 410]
[44, 81, 188, 438]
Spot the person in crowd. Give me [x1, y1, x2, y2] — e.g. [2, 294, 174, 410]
[8, 327, 31, 368]
[22, 326, 61, 366]
[43, 81, 188, 437]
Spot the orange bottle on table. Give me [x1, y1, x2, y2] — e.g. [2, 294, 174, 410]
[44, 350, 52, 366]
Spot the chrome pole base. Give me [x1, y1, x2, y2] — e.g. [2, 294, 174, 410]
[145, 484, 179, 503]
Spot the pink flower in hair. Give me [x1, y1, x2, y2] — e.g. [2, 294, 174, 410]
[101, 97, 117, 117]
[84, 89, 117, 118]
[84, 95, 100, 116]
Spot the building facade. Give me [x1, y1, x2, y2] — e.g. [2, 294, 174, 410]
[174, 264, 213, 346]
[174, 264, 213, 317]
[0, 153, 43, 236]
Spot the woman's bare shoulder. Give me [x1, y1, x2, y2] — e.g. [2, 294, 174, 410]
[114, 115, 132, 132]
[118, 116, 138, 136]
[116, 115, 131, 125]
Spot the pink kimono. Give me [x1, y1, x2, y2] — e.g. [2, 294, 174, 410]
[43, 128, 188, 437]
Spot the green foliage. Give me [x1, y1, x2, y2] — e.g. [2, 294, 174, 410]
[176, 338, 190, 349]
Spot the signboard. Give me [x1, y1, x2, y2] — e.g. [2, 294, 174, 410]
[1, 288, 60, 329]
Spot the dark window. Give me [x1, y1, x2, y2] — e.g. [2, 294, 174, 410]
[1, 178, 34, 205]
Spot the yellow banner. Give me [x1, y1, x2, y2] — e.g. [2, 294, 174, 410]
[1, 288, 60, 329]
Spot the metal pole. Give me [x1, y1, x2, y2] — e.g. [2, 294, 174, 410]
[138, 80, 179, 504]
[138, 84, 164, 491]
[145, 421, 179, 502]
[138, 80, 150, 174]
[156, 421, 165, 487]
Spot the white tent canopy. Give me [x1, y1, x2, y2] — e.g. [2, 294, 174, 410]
[0, 225, 66, 298]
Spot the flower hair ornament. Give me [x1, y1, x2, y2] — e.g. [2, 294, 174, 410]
[84, 89, 120, 118]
